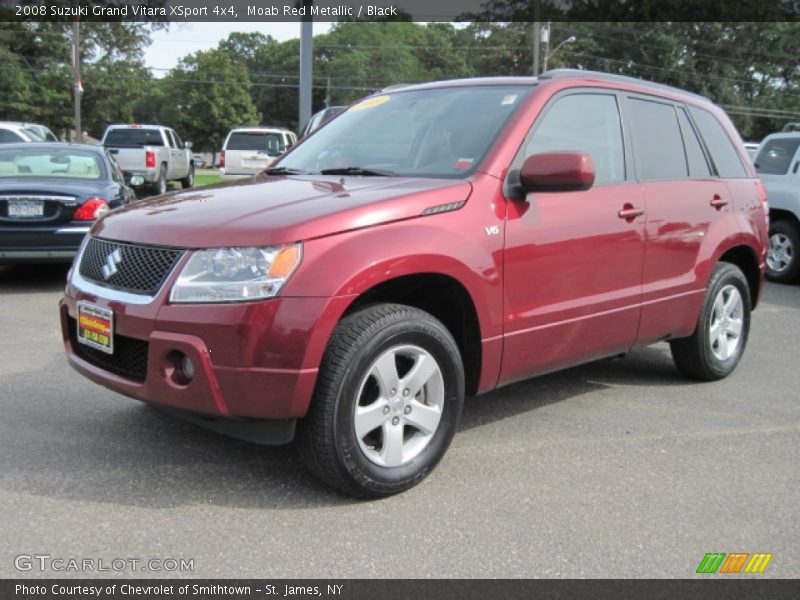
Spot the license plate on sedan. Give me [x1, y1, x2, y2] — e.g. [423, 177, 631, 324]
[8, 199, 44, 218]
[77, 302, 114, 354]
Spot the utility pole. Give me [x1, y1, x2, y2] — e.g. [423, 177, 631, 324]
[298, 0, 313, 132]
[72, 20, 82, 143]
[532, 0, 541, 76]
[541, 22, 551, 73]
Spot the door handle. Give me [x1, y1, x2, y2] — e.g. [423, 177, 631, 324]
[710, 194, 728, 209]
[618, 204, 645, 221]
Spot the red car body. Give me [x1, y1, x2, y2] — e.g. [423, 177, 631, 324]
[60, 72, 767, 443]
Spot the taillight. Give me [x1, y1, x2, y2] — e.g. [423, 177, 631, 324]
[145, 150, 156, 168]
[74, 197, 109, 221]
[756, 180, 769, 228]
[219, 150, 225, 168]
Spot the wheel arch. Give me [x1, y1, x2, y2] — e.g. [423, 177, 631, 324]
[340, 273, 483, 397]
[718, 244, 762, 309]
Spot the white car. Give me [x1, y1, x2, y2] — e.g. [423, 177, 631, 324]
[219, 127, 297, 179]
[0, 121, 58, 144]
[754, 132, 800, 282]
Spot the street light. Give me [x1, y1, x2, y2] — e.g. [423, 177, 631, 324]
[543, 35, 576, 72]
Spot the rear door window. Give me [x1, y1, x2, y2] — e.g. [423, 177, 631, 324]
[676, 107, 712, 177]
[754, 138, 800, 175]
[627, 97, 687, 180]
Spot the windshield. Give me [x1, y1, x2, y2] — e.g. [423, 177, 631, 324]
[0, 147, 105, 179]
[278, 85, 531, 178]
[227, 131, 285, 156]
[104, 128, 164, 147]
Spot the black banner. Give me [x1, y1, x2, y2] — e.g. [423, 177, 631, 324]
[1, 0, 799, 22]
[3, 579, 800, 600]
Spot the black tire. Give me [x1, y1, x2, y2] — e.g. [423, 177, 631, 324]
[181, 164, 195, 189]
[670, 262, 751, 381]
[297, 303, 465, 498]
[766, 220, 800, 283]
[151, 164, 167, 196]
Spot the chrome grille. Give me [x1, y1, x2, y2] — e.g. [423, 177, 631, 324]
[78, 237, 184, 296]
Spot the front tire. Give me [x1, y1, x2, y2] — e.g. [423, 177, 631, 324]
[670, 262, 751, 381]
[298, 304, 465, 498]
[766, 220, 800, 283]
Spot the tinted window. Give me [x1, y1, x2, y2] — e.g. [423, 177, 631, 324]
[688, 106, 747, 178]
[754, 138, 800, 175]
[525, 93, 625, 184]
[677, 107, 711, 177]
[104, 128, 165, 147]
[171, 131, 183, 148]
[628, 98, 686, 180]
[0, 129, 24, 143]
[227, 132, 285, 156]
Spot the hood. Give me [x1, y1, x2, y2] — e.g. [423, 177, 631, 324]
[92, 175, 472, 248]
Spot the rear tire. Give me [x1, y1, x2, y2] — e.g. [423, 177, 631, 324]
[766, 220, 800, 283]
[297, 303, 464, 498]
[670, 262, 751, 381]
[181, 165, 195, 189]
[151, 164, 167, 196]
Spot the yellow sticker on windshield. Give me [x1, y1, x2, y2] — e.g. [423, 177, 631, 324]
[350, 95, 390, 111]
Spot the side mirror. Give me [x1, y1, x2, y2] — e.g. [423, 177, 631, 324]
[519, 151, 595, 193]
[185, 141, 193, 149]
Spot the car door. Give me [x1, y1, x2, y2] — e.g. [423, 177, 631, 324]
[170, 130, 190, 177]
[499, 90, 646, 386]
[164, 130, 182, 180]
[625, 97, 733, 344]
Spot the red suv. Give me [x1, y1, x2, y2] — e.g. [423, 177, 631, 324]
[60, 71, 767, 497]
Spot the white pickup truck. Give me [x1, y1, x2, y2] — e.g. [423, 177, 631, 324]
[101, 125, 195, 195]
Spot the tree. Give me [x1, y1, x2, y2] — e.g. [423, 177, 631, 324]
[160, 49, 260, 153]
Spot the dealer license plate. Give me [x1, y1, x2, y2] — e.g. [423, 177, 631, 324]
[77, 302, 114, 354]
[8, 199, 44, 218]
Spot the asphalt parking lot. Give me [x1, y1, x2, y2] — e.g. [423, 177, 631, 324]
[0, 264, 797, 579]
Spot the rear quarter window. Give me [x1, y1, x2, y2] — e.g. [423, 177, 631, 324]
[688, 106, 748, 178]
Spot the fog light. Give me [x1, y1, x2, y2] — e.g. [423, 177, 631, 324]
[180, 355, 195, 382]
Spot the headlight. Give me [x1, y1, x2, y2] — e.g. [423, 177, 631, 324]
[169, 244, 301, 303]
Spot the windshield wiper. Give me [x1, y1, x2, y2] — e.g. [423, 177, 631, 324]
[319, 166, 396, 176]
[264, 166, 307, 175]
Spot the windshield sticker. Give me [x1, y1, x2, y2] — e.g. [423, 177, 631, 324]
[501, 94, 518, 106]
[350, 95, 390, 111]
[454, 158, 474, 170]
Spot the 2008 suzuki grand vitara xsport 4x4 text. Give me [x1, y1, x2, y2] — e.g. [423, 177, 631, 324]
[60, 71, 768, 498]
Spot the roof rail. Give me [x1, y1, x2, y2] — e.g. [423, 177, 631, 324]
[539, 69, 710, 102]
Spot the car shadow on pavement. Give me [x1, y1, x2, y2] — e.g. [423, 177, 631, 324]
[459, 345, 692, 432]
[2, 345, 693, 509]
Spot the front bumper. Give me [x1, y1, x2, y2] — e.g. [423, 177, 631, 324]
[60, 278, 352, 423]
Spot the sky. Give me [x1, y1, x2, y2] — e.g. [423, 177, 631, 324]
[143, 22, 333, 75]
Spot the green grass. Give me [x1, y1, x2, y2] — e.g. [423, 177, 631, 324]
[194, 173, 222, 187]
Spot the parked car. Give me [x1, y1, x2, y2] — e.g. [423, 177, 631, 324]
[101, 124, 194, 195]
[0, 142, 136, 263]
[753, 132, 800, 282]
[743, 142, 760, 159]
[192, 154, 207, 169]
[60, 71, 767, 498]
[301, 106, 346, 137]
[219, 127, 298, 179]
[0, 121, 58, 144]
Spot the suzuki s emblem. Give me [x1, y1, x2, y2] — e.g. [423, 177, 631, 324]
[101, 248, 122, 280]
[485, 225, 500, 236]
